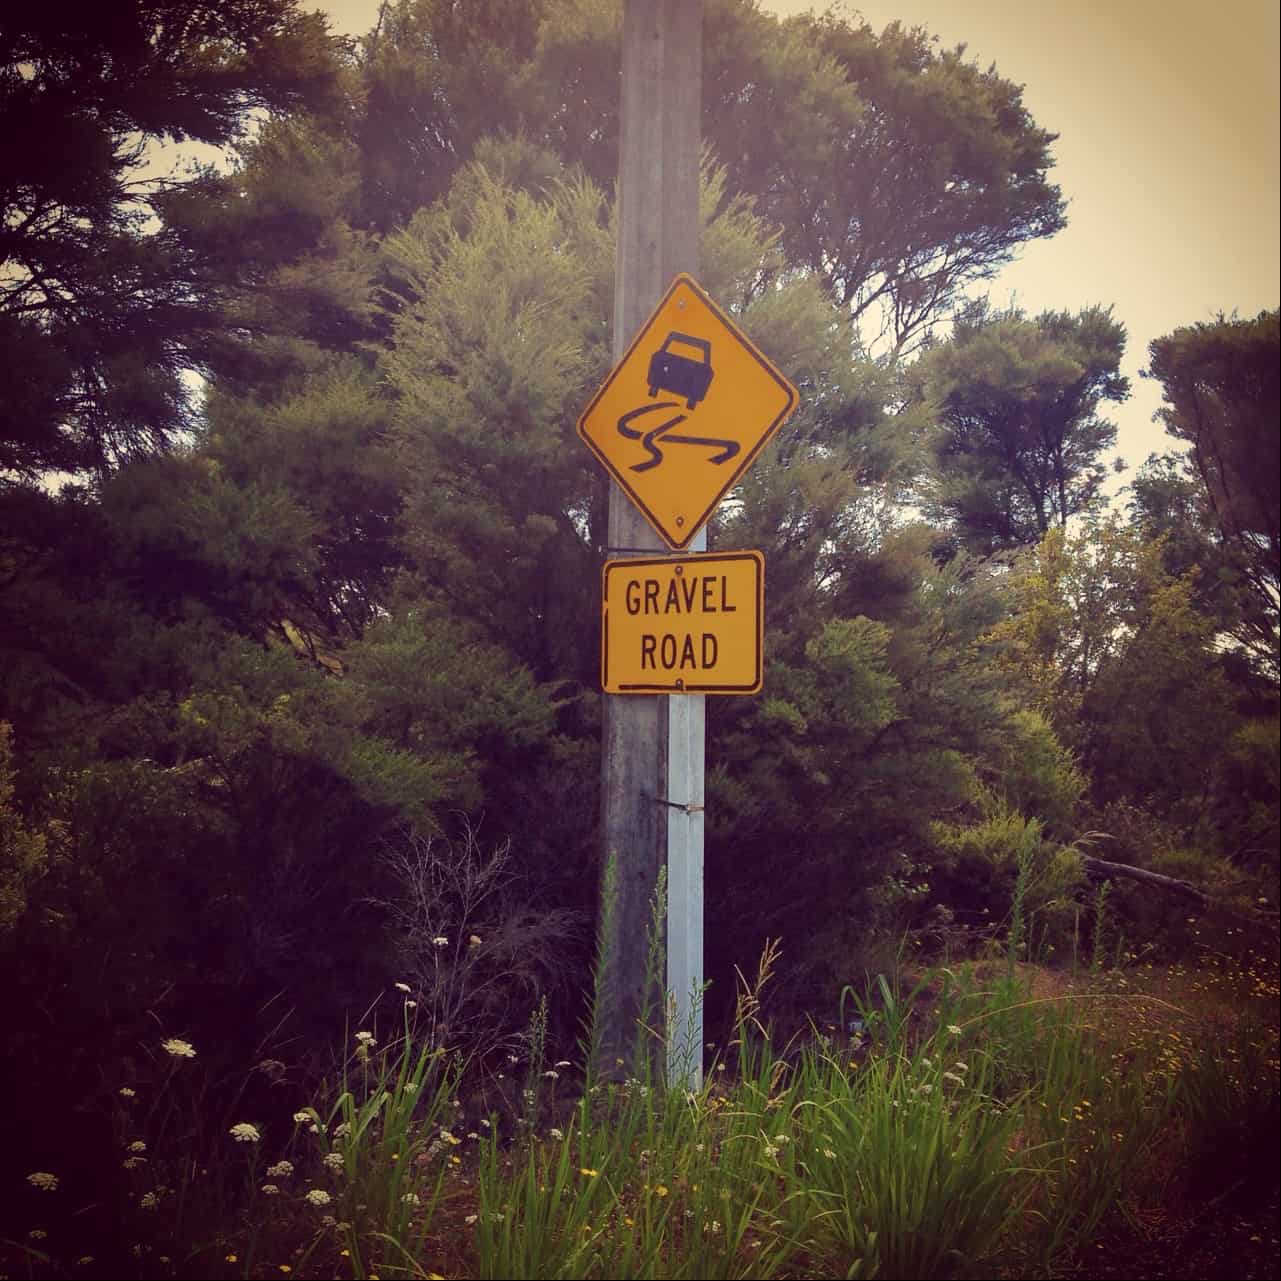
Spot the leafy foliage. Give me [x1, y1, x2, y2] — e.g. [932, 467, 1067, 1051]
[759, 11, 1066, 350]
[0, 0, 1274, 1231]
[1143, 309, 1280, 680]
[914, 301, 1129, 554]
[0, 0, 345, 479]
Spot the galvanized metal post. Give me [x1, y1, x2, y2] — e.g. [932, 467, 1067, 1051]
[595, 0, 702, 1085]
[665, 526, 705, 1089]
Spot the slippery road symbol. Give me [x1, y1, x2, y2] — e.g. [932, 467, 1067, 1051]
[648, 331, 714, 408]
[617, 331, 739, 473]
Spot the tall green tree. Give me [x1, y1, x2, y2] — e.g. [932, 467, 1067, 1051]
[376, 148, 1012, 1007]
[914, 301, 1128, 555]
[0, 0, 344, 481]
[0, 0, 1089, 1108]
[1127, 451, 1261, 688]
[991, 518, 1238, 837]
[737, 9, 1066, 350]
[379, 153, 608, 683]
[330, 0, 1065, 348]
[1143, 309, 1280, 680]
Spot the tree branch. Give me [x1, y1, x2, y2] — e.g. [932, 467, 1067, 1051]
[1080, 854, 1207, 904]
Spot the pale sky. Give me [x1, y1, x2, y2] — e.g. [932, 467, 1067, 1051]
[321, 0, 1280, 482]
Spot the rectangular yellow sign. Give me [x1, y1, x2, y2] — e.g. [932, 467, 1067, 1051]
[601, 551, 764, 694]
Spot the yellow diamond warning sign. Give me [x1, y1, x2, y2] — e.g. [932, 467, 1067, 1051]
[601, 551, 764, 695]
[578, 275, 798, 550]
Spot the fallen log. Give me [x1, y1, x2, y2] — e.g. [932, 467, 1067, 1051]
[1080, 855, 1209, 905]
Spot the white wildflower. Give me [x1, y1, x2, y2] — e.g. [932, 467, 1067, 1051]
[402, 1192, 421, 1206]
[77, 1256, 94, 1266]
[266, 1160, 294, 1179]
[465, 1214, 479, 1225]
[431, 936, 448, 948]
[943, 1071, 965, 1085]
[119, 1086, 136, 1098]
[27, 1172, 58, 1192]
[947, 1024, 962, 1036]
[161, 1038, 196, 1059]
[292, 1110, 312, 1124]
[394, 982, 411, 993]
[354, 1031, 376, 1047]
[468, 934, 482, 946]
[543, 1069, 559, 1080]
[261, 1183, 280, 1196]
[29, 1229, 47, 1240]
[921, 1057, 933, 1069]
[917, 1082, 934, 1095]
[822, 1147, 837, 1160]
[128, 1140, 146, 1153]
[332, 1122, 352, 1139]
[140, 1192, 159, 1210]
[405, 1000, 417, 1009]
[229, 1123, 260, 1143]
[323, 1152, 345, 1171]
[548, 1127, 564, 1141]
[305, 1189, 332, 1208]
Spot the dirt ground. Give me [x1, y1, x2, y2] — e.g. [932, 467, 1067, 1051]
[1073, 1189, 1280, 1280]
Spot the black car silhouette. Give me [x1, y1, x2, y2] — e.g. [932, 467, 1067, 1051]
[646, 331, 714, 409]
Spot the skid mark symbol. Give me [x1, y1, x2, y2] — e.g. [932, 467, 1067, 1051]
[617, 402, 740, 473]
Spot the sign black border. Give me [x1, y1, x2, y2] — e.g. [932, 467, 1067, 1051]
[577, 274, 798, 550]
[601, 550, 764, 694]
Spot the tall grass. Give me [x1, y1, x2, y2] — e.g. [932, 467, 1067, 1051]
[6, 946, 1277, 1280]
[302, 1010, 461, 1279]
[790, 1042, 1029, 1278]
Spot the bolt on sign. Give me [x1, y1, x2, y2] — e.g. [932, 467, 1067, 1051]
[578, 274, 799, 550]
[601, 551, 764, 694]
